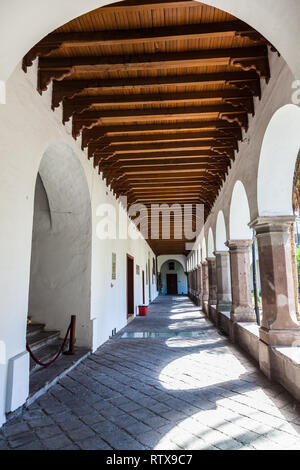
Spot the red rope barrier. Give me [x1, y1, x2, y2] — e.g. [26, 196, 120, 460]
[26, 323, 72, 367]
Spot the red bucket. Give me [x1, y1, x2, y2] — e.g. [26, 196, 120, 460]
[138, 305, 148, 316]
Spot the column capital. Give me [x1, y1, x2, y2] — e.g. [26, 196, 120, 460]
[249, 216, 295, 234]
[214, 250, 229, 257]
[225, 240, 252, 251]
[201, 260, 208, 266]
[206, 257, 216, 263]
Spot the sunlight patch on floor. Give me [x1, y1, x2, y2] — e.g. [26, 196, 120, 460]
[159, 349, 247, 390]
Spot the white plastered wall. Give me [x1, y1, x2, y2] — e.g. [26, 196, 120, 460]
[0, 61, 158, 426]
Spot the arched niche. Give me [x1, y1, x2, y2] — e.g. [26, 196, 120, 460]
[216, 211, 228, 251]
[28, 142, 92, 347]
[157, 254, 186, 273]
[160, 259, 188, 295]
[258, 104, 300, 217]
[230, 181, 252, 240]
[207, 228, 215, 257]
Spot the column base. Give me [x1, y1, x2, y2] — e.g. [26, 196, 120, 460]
[230, 308, 256, 323]
[202, 299, 209, 315]
[260, 327, 300, 347]
[195, 295, 202, 307]
[217, 301, 232, 312]
[258, 339, 273, 380]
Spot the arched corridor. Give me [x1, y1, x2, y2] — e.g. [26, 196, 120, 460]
[1, 296, 300, 450]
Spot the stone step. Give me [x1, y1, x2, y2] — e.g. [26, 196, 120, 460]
[27, 330, 61, 352]
[29, 340, 68, 372]
[26, 323, 45, 339]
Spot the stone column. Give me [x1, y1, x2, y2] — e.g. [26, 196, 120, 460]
[191, 269, 195, 300]
[202, 261, 209, 314]
[207, 258, 217, 307]
[225, 240, 256, 322]
[250, 216, 300, 347]
[214, 251, 232, 312]
[188, 271, 191, 297]
[197, 263, 203, 307]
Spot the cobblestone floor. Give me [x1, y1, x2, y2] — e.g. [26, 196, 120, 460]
[2, 296, 300, 450]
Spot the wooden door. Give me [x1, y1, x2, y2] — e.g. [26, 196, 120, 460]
[142, 270, 145, 304]
[127, 255, 134, 317]
[167, 274, 178, 295]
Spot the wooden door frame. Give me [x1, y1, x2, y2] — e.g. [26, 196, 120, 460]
[126, 254, 134, 318]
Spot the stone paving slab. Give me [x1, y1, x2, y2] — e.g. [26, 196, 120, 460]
[1, 295, 300, 450]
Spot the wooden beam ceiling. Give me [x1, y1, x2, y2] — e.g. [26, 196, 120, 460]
[22, 0, 273, 255]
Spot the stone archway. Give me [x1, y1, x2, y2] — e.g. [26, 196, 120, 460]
[257, 104, 300, 217]
[28, 142, 92, 348]
[215, 210, 228, 251]
[207, 228, 215, 258]
[229, 180, 252, 240]
[227, 180, 255, 322]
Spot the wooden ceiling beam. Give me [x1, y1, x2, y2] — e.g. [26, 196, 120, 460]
[99, 159, 229, 173]
[88, 130, 241, 145]
[73, 106, 248, 138]
[24, 20, 265, 72]
[81, 120, 242, 148]
[101, 1, 204, 11]
[38, 46, 269, 93]
[52, 71, 261, 109]
[93, 149, 232, 163]
[124, 184, 220, 191]
[89, 138, 238, 154]
[62, 90, 254, 123]
[107, 163, 227, 174]
[126, 184, 216, 190]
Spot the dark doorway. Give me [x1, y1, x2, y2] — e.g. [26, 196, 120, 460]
[167, 274, 178, 295]
[127, 255, 134, 317]
[142, 270, 145, 304]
